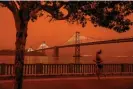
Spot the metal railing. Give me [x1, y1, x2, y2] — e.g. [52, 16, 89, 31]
[0, 63, 133, 77]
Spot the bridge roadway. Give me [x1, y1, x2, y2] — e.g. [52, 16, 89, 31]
[0, 77, 133, 89]
[35, 37, 133, 51]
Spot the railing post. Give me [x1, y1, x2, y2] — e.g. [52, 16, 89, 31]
[36, 63, 43, 74]
[69, 63, 73, 74]
[0, 63, 6, 75]
[121, 64, 124, 75]
[132, 64, 133, 74]
[76, 64, 80, 74]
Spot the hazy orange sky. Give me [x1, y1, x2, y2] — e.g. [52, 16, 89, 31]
[0, 7, 133, 50]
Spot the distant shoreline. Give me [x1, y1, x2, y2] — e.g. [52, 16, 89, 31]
[0, 54, 46, 56]
[0, 50, 46, 56]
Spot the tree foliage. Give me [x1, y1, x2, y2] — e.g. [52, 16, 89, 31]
[0, 1, 133, 33]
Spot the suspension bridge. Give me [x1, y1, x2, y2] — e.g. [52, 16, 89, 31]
[27, 32, 133, 64]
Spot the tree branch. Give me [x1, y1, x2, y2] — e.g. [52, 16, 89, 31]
[0, 1, 19, 14]
[10, 1, 19, 13]
[0, 1, 13, 12]
[41, 4, 71, 20]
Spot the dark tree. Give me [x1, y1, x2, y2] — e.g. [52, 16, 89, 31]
[0, 1, 133, 89]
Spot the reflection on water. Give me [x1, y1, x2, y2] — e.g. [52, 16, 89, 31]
[0, 42, 133, 64]
[0, 55, 133, 64]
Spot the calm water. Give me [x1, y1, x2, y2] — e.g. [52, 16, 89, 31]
[0, 55, 133, 64]
[0, 42, 133, 64]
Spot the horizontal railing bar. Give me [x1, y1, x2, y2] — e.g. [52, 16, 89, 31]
[0, 64, 133, 77]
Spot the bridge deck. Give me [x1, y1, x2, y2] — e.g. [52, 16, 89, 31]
[35, 37, 133, 51]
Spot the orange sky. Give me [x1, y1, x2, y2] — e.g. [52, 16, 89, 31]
[0, 7, 133, 50]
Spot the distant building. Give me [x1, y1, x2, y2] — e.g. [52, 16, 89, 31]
[27, 47, 34, 52]
[38, 42, 49, 50]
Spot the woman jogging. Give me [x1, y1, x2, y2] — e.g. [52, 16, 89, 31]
[93, 50, 106, 80]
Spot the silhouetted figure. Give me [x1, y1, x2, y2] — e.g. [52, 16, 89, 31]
[93, 50, 106, 80]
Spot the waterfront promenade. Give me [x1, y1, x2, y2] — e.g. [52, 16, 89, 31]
[0, 77, 133, 89]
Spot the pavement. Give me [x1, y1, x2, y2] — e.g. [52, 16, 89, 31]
[0, 76, 133, 89]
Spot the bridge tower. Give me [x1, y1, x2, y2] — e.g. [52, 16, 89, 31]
[39, 41, 47, 56]
[73, 31, 81, 64]
[53, 46, 59, 57]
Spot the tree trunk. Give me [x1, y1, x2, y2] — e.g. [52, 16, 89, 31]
[13, 13, 28, 89]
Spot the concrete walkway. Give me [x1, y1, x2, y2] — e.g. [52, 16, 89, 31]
[0, 77, 133, 89]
